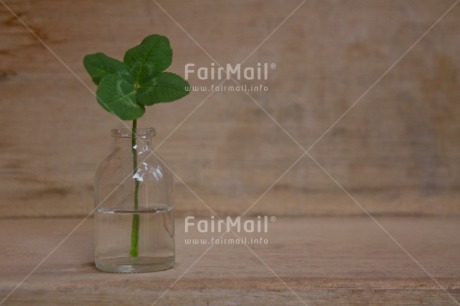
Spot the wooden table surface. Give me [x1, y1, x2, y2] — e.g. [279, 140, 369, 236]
[1, 217, 459, 305]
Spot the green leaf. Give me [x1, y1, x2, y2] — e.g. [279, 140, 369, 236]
[96, 71, 145, 120]
[136, 72, 190, 106]
[123, 35, 172, 83]
[83, 53, 126, 85]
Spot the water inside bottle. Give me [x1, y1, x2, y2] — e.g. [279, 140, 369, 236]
[95, 206, 175, 273]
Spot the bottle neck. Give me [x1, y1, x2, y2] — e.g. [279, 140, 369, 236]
[111, 128, 155, 152]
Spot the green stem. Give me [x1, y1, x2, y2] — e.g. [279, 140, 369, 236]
[130, 119, 140, 257]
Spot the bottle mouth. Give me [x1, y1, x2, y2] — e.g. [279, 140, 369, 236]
[111, 128, 156, 138]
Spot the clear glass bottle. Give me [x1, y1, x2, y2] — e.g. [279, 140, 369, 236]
[94, 127, 175, 273]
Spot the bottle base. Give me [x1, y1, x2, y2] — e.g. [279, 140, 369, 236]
[95, 256, 174, 273]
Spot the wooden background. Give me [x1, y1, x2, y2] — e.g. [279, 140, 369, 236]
[0, 0, 459, 217]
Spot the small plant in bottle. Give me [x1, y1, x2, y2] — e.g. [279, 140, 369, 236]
[83, 35, 189, 272]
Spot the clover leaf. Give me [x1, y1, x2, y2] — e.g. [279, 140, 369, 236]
[137, 72, 190, 106]
[83, 34, 189, 121]
[96, 70, 145, 120]
[83, 52, 126, 85]
[124, 35, 173, 84]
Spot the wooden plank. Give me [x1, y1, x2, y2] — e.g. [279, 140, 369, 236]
[0, 0, 459, 217]
[0, 217, 459, 305]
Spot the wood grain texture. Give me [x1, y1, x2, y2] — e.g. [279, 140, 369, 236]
[0, 0, 459, 217]
[0, 217, 459, 305]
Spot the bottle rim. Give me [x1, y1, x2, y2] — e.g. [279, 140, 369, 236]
[111, 128, 156, 138]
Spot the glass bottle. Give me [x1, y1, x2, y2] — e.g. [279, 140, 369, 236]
[94, 127, 175, 273]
